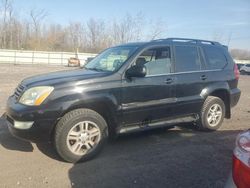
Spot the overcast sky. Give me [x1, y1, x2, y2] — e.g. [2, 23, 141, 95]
[13, 0, 250, 50]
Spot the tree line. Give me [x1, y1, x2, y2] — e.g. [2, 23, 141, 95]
[230, 49, 250, 60]
[0, 0, 166, 53]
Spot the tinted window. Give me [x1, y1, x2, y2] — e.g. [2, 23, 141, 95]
[135, 47, 171, 76]
[203, 46, 227, 69]
[174, 45, 200, 72]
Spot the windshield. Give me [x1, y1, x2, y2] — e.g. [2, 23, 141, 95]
[85, 46, 138, 72]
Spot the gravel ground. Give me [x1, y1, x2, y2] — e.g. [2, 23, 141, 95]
[0, 64, 249, 188]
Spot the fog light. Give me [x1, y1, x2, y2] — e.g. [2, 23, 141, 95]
[14, 121, 34, 130]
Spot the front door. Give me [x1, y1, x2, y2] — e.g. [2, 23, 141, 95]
[120, 46, 176, 127]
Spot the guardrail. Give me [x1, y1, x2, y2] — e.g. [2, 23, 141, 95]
[0, 49, 96, 66]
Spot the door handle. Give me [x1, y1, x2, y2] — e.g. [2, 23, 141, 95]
[200, 75, 207, 81]
[165, 78, 173, 84]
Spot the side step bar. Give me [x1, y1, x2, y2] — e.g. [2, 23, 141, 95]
[118, 114, 199, 134]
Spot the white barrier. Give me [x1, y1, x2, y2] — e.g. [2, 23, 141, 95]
[0, 48, 248, 66]
[0, 49, 97, 66]
[234, 59, 250, 64]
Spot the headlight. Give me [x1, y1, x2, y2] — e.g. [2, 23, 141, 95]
[19, 86, 54, 106]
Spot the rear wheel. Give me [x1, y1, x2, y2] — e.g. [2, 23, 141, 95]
[241, 70, 246, 75]
[197, 96, 225, 131]
[54, 108, 108, 163]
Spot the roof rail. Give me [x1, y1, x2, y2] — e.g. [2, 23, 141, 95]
[151, 38, 221, 46]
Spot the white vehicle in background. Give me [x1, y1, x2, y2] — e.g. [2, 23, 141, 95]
[240, 64, 250, 75]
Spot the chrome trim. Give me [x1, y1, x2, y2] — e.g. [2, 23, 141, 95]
[121, 97, 177, 110]
[145, 69, 222, 78]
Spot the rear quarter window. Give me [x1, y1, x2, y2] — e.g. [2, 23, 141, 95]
[203, 46, 227, 70]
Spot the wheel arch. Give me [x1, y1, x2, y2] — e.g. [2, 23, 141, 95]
[200, 83, 231, 119]
[49, 96, 119, 141]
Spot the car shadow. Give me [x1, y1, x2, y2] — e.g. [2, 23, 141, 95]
[0, 115, 62, 161]
[0, 116, 34, 152]
[0, 115, 242, 188]
[68, 125, 241, 188]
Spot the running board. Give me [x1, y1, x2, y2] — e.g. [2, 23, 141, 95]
[118, 115, 199, 134]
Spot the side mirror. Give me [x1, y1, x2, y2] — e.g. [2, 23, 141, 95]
[126, 64, 146, 78]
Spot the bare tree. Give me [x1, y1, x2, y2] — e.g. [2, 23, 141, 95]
[0, 0, 13, 48]
[111, 13, 144, 44]
[227, 32, 232, 47]
[45, 24, 67, 51]
[86, 18, 106, 52]
[147, 19, 167, 40]
[0, 1, 170, 52]
[212, 30, 225, 43]
[29, 8, 48, 49]
[231, 49, 250, 60]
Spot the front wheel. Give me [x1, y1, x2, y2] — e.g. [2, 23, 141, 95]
[197, 96, 225, 131]
[54, 108, 108, 163]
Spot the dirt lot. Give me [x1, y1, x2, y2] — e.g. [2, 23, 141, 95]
[0, 64, 249, 188]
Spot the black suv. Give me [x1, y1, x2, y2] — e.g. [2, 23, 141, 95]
[5, 38, 241, 162]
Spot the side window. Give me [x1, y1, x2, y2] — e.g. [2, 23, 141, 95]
[203, 46, 227, 69]
[174, 45, 201, 72]
[135, 47, 171, 76]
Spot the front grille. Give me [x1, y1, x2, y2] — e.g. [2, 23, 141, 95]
[14, 84, 25, 100]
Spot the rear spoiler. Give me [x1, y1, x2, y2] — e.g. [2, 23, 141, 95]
[222, 45, 228, 50]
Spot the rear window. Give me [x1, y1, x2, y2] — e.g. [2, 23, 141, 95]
[203, 46, 227, 69]
[174, 45, 201, 72]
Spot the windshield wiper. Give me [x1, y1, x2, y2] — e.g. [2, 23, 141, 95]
[85, 67, 110, 72]
[85, 67, 103, 71]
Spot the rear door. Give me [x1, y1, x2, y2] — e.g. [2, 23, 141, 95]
[173, 44, 205, 116]
[120, 46, 176, 126]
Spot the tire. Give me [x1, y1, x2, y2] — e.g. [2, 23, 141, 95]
[197, 96, 225, 131]
[54, 108, 108, 163]
[241, 70, 246, 75]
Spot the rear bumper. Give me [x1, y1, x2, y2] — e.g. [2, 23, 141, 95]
[230, 88, 241, 108]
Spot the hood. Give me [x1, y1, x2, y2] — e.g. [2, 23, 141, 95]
[21, 68, 109, 87]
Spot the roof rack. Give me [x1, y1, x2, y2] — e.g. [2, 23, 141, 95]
[151, 38, 222, 46]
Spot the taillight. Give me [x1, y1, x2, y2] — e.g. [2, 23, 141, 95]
[237, 135, 250, 152]
[233, 131, 250, 188]
[234, 64, 240, 80]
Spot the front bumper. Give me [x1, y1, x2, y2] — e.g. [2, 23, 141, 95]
[5, 96, 59, 142]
